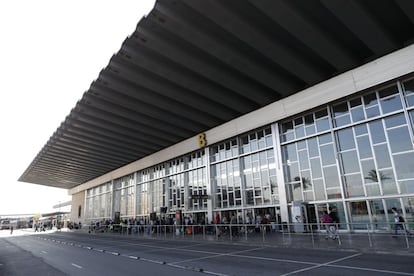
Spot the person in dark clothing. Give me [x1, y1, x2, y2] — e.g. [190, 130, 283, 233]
[328, 206, 339, 239]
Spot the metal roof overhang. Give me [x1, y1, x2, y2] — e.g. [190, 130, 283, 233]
[19, 0, 414, 189]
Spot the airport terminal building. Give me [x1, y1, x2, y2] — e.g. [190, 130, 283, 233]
[20, 1, 414, 231]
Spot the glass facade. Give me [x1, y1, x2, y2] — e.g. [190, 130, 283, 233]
[84, 77, 414, 230]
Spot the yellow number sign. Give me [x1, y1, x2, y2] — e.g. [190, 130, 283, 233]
[198, 133, 207, 148]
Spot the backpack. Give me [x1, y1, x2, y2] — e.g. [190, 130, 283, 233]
[398, 216, 405, 223]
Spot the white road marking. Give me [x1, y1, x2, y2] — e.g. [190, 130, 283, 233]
[327, 264, 414, 276]
[71, 263, 83, 269]
[280, 253, 362, 276]
[170, 247, 263, 265]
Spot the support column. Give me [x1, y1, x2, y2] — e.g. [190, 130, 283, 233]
[272, 123, 289, 223]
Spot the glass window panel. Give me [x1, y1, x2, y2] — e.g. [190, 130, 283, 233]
[364, 92, 378, 107]
[314, 179, 326, 200]
[258, 131, 266, 149]
[282, 144, 297, 162]
[241, 135, 250, 153]
[333, 102, 349, 117]
[365, 184, 381, 196]
[357, 136, 372, 159]
[336, 128, 355, 151]
[281, 121, 293, 134]
[351, 107, 365, 123]
[305, 124, 316, 136]
[399, 180, 414, 194]
[294, 117, 303, 126]
[324, 166, 340, 188]
[374, 144, 392, 169]
[334, 115, 351, 127]
[282, 132, 295, 142]
[305, 114, 316, 135]
[298, 150, 309, 170]
[384, 114, 406, 128]
[290, 183, 303, 201]
[349, 201, 369, 229]
[378, 85, 398, 98]
[380, 169, 397, 195]
[410, 112, 414, 131]
[284, 162, 299, 182]
[305, 114, 314, 125]
[344, 174, 364, 197]
[327, 188, 342, 199]
[369, 121, 386, 144]
[402, 197, 414, 223]
[366, 106, 380, 118]
[388, 127, 412, 153]
[340, 151, 360, 174]
[297, 141, 306, 150]
[380, 94, 402, 114]
[316, 117, 330, 132]
[318, 134, 332, 144]
[308, 138, 319, 157]
[295, 125, 305, 139]
[315, 108, 328, 119]
[361, 160, 378, 183]
[406, 95, 414, 107]
[354, 124, 368, 136]
[310, 158, 322, 178]
[320, 144, 336, 166]
[403, 79, 414, 107]
[301, 170, 312, 191]
[394, 152, 414, 179]
[350, 97, 362, 108]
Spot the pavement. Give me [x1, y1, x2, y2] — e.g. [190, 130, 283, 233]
[74, 225, 414, 256]
[0, 227, 412, 276]
[0, 230, 66, 276]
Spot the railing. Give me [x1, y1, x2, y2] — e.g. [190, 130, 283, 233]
[80, 222, 413, 252]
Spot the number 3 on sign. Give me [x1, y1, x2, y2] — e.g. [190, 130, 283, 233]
[198, 133, 207, 148]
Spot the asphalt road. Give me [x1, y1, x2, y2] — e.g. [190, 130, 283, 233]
[1, 231, 414, 275]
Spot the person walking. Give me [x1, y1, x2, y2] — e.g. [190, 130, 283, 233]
[328, 206, 339, 240]
[391, 207, 410, 235]
[321, 211, 333, 239]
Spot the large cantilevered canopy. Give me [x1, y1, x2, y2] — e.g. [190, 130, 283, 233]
[19, 0, 414, 189]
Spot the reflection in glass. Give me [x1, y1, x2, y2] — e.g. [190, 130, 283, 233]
[351, 107, 365, 122]
[336, 128, 355, 151]
[357, 136, 372, 159]
[365, 184, 381, 196]
[399, 180, 414, 194]
[320, 144, 336, 166]
[349, 201, 369, 229]
[340, 151, 360, 174]
[394, 152, 414, 179]
[364, 169, 391, 183]
[380, 169, 397, 195]
[344, 174, 364, 197]
[313, 179, 325, 200]
[379, 87, 402, 114]
[388, 127, 412, 153]
[374, 144, 392, 169]
[369, 121, 386, 144]
[324, 166, 340, 188]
